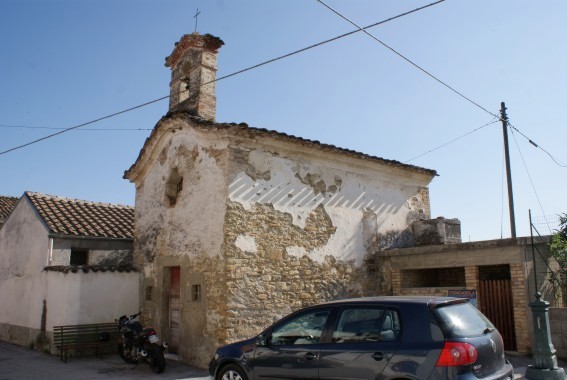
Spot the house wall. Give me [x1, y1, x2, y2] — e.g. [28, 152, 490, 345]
[0, 197, 50, 349]
[0, 198, 139, 353]
[222, 140, 433, 342]
[132, 124, 231, 366]
[130, 119, 434, 367]
[45, 270, 139, 328]
[384, 238, 561, 355]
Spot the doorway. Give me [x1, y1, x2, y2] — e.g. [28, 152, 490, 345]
[479, 265, 516, 350]
[168, 266, 181, 353]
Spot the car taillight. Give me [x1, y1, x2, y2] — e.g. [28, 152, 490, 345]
[436, 342, 478, 367]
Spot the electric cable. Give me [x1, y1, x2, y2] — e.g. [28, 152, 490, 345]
[0, 124, 152, 131]
[315, 0, 499, 119]
[509, 127, 553, 232]
[405, 118, 499, 163]
[0, 96, 169, 155]
[316, 0, 567, 170]
[0, 0, 446, 156]
[508, 122, 567, 168]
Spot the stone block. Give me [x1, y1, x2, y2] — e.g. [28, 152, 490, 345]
[412, 217, 461, 246]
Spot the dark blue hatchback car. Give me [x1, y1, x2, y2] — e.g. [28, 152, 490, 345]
[209, 296, 514, 380]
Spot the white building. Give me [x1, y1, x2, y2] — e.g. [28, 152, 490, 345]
[0, 192, 139, 352]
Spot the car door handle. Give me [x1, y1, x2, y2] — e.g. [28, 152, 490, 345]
[372, 352, 385, 361]
[305, 352, 317, 360]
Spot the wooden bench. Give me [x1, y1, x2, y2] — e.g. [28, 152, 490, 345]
[53, 323, 119, 362]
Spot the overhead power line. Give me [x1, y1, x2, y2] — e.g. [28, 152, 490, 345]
[508, 122, 567, 168]
[0, 0, 446, 156]
[0, 97, 168, 155]
[405, 118, 499, 163]
[509, 127, 550, 228]
[315, 0, 498, 119]
[0, 124, 152, 131]
[316, 0, 567, 169]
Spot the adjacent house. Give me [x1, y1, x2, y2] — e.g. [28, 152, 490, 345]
[0, 195, 18, 228]
[0, 191, 139, 352]
[377, 218, 562, 354]
[124, 33, 437, 366]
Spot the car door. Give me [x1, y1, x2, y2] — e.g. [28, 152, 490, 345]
[251, 307, 333, 380]
[318, 306, 401, 380]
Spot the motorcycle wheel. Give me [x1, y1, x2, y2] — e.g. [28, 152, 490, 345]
[118, 343, 138, 364]
[147, 345, 166, 374]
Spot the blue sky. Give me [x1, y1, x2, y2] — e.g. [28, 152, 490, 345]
[1, 0, 565, 241]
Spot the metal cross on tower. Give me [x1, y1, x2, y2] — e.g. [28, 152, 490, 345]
[194, 8, 201, 33]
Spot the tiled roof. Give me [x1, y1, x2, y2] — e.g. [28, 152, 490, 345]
[44, 264, 138, 273]
[0, 196, 19, 222]
[25, 192, 134, 239]
[125, 112, 438, 180]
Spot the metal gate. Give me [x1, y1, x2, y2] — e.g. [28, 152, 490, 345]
[479, 279, 516, 350]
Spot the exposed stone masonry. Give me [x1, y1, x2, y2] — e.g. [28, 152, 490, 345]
[222, 200, 369, 340]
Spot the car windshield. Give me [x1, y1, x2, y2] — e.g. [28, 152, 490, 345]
[434, 302, 495, 337]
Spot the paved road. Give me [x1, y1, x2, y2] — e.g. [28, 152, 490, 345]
[1, 340, 565, 380]
[0, 340, 208, 380]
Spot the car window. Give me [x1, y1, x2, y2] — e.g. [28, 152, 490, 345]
[269, 309, 330, 346]
[332, 307, 400, 343]
[434, 302, 495, 337]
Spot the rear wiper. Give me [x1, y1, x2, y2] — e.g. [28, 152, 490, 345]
[483, 327, 495, 334]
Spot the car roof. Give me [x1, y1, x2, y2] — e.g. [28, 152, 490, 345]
[317, 296, 468, 307]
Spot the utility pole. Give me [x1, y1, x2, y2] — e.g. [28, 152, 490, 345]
[501, 102, 517, 238]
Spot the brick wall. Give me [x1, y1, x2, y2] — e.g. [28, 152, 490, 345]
[510, 262, 530, 353]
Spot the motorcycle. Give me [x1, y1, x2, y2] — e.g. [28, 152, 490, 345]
[116, 312, 168, 374]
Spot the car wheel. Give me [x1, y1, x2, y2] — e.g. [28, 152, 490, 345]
[217, 364, 248, 380]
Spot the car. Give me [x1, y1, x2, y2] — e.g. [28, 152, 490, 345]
[208, 296, 514, 380]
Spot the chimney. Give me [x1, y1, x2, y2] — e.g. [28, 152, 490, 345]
[165, 33, 224, 121]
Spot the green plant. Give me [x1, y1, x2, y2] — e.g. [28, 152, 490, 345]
[549, 214, 567, 302]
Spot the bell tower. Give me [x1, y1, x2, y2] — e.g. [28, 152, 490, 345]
[165, 33, 224, 121]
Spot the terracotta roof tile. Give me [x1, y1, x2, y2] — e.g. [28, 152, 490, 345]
[0, 196, 18, 223]
[25, 192, 133, 239]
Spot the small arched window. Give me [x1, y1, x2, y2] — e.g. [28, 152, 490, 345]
[165, 168, 183, 206]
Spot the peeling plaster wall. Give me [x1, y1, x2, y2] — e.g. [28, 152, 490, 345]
[222, 141, 433, 342]
[133, 125, 228, 265]
[130, 120, 434, 367]
[131, 122, 230, 366]
[228, 144, 431, 265]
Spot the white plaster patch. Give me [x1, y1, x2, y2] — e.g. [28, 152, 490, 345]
[235, 234, 258, 253]
[228, 149, 432, 266]
[286, 246, 307, 259]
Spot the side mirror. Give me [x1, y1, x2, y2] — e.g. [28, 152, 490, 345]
[257, 334, 267, 347]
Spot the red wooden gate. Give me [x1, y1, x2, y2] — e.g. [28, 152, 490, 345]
[479, 279, 516, 350]
[169, 267, 180, 353]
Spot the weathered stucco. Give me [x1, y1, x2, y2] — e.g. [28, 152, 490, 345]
[133, 125, 229, 266]
[228, 143, 431, 265]
[126, 115, 435, 367]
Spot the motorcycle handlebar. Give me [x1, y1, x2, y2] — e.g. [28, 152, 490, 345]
[129, 311, 141, 319]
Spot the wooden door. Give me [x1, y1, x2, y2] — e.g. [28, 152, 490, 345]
[479, 279, 516, 350]
[169, 267, 180, 353]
